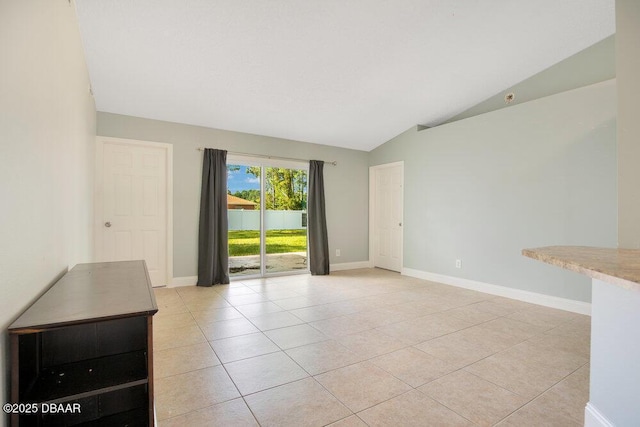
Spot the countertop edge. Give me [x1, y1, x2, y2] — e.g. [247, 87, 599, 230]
[522, 246, 640, 293]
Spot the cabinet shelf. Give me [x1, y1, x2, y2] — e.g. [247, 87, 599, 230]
[24, 351, 148, 403]
[75, 408, 148, 427]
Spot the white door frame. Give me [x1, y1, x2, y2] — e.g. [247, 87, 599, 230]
[94, 136, 174, 285]
[369, 161, 404, 271]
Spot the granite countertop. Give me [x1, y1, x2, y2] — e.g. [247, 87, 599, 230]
[522, 246, 640, 292]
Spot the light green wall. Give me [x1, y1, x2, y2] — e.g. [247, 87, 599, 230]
[444, 35, 615, 125]
[370, 80, 617, 302]
[616, 1, 640, 249]
[97, 113, 370, 278]
[0, 1, 96, 423]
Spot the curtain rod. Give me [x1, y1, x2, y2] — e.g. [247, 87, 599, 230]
[197, 147, 337, 166]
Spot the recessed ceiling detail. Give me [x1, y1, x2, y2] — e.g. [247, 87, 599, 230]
[75, 1, 614, 151]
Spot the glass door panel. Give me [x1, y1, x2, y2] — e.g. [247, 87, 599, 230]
[227, 164, 261, 277]
[264, 166, 308, 274]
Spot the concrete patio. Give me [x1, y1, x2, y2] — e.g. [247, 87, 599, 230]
[229, 252, 308, 276]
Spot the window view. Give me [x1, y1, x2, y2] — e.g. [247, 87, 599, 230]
[227, 163, 308, 277]
[227, 164, 261, 276]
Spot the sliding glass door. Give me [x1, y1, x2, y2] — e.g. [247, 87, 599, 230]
[264, 166, 308, 273]
[227, 157, 308, 278]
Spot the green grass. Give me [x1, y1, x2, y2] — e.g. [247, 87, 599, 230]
[228, 229, 307, 256]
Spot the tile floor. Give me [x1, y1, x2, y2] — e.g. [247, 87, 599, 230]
[153, 268, 590, 426]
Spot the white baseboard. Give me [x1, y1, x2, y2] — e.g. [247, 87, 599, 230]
[331, 261, 373, 271]
[171, 261, 373, 286]
[171, 276, 197, 287]
[585, 403, 614, 427]
[402, 267, 591, 315]
[172, 261, 372, 286]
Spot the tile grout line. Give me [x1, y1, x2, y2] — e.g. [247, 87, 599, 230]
[153, 272, 590, 425]
[166, 286, 256, 423]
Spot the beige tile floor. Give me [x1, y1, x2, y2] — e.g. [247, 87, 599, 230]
[153, 268, 590, 426]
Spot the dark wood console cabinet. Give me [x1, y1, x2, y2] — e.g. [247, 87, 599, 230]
[8, 261, 158, 427]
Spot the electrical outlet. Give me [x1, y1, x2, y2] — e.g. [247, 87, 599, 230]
[336, 249, 341, 257]
[455, 259, 461, 269]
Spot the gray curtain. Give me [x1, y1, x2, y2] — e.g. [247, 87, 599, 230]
[308, 160, 330, 275]
[197, 149, 230, 286]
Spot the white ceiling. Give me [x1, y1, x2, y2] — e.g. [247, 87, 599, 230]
[75, 0, 615, 151]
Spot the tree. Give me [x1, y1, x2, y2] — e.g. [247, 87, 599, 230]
[245, 167, 307, 210]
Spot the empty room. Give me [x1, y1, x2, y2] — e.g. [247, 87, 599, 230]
[2, 1, 639, 426]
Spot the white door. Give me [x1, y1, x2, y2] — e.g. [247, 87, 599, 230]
[371, 163, 403, 272]
[96, 139, 171, 286]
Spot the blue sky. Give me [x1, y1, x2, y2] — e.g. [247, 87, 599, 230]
[227, 165, 260, 192]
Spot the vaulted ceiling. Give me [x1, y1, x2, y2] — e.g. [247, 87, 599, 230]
[75, 0, 615, 151]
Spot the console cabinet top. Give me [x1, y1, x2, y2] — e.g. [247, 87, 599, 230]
[9, 261, 158, 332]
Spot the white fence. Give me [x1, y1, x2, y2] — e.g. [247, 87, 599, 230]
[228, 209, 307, 231]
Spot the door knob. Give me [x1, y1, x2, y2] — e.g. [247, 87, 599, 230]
[105, 222, 112, 228]
[399, 222, 402, 226]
